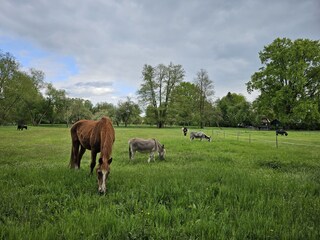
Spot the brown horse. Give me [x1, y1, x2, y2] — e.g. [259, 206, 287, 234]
[70, 117, 115, 194]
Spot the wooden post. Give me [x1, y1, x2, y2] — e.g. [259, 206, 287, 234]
[249, 133, 251, 143]
[276, 133, 278, 148]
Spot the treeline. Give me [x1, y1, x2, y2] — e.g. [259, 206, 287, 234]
[1, 37, 320, 129]
[0, 51, 141, 127]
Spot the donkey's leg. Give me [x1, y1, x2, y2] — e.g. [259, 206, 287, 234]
[148, 152, 154, 163]
[131, 150, 135, 160]
[129, 146, 133, 160]
[77, 145, 86, 169]
[90, 151, 98, 175]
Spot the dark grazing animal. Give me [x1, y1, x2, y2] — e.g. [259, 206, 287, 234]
[190, 131, 211, 142]
[128, 138, 166, 162]
[70, 117, 115, 194]
[182, 127, 188, 136]
[17, 124, 27, 130]
[276, 129, 288, 136]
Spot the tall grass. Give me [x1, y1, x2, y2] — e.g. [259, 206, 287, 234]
[0, 126, 319, 239]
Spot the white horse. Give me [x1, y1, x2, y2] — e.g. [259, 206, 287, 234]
[128, 138, 166, 162]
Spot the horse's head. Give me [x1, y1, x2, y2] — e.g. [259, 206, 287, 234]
[158, 144, 166, 160]
[96, 157, 112, 194]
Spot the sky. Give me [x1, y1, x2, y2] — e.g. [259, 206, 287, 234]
[1, 0, 319, 105]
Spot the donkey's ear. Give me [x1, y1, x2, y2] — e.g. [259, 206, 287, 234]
[108, 158, 113, 164]
[99, 157, 103, 165]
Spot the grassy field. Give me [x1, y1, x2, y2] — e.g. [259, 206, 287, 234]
[0, 126, 319, 239]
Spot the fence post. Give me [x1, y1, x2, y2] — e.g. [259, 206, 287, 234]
[249, 133, 251, 143]
[276, 133, 278, 148]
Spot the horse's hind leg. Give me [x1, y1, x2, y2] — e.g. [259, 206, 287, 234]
[77, 145, 86, 169]
[70, 140, 80, 168]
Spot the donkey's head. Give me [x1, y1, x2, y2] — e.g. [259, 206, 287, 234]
[96, 157, 112, 194]
[158, 144, 166, 160]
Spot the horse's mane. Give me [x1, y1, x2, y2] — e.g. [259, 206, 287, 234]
[93, 117, 115, 161]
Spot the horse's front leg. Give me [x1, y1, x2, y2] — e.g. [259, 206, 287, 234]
[90, 151, 97, 175]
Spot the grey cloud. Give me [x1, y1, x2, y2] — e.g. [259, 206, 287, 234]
[74, 81, 113, 88]
[1, 0, 319, 104]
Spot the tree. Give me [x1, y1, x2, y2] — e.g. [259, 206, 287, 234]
[216, 92, 252, 127]
[69, 98, 92, 123]
[0, 51, 47, 125]
[194, 69, 214, 128]
[138, 63, 185, 128]
[92, 102, 116, 121]
[247, 38, 320, 129]
[116, 97, 141, 127]
[22, 69, 47, 125]
[0, 51, 20, 123]
[167, 82, 200, 126]
[45, 83, 68, 123]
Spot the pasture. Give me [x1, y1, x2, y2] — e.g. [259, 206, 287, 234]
[0, 126, 319, 239]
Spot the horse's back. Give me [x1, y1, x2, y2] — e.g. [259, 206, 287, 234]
[71, 117, 115, 150]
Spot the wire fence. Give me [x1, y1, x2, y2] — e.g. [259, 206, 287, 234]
[211, 129, 320, 148]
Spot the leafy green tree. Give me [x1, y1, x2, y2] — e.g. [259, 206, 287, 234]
[168, 82, 200, 126]
[116, 97, 141, 127]
[216, 92, 252, 127]
[0, 51, 47, 125]
[69, 98, 92, 123]
[0, 51, 21, 123]
[17, 70, 47, 125]
[247, 38, 320, 129]
[194, 69, 214, 128]
[92, 102, 116, 121]
[21, 69, 48, 125]
[45, 83, 68, 123]
[143, 105, 157, 126]
[138, 63, 185, 128]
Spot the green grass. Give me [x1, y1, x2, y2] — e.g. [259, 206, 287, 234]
[0, 126, 319, 239]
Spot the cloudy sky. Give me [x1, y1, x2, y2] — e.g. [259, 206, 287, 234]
[1, 0, 319, 105]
